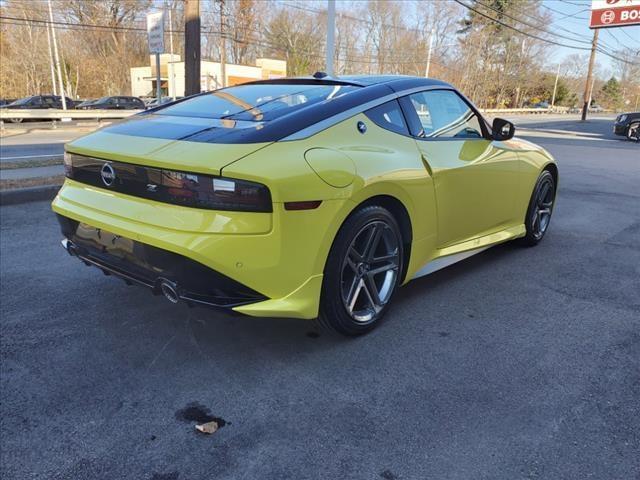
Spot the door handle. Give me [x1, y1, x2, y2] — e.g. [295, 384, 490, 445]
[421, 153, 433, 176]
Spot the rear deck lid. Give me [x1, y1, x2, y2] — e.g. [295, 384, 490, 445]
[66, 114, 271, 176]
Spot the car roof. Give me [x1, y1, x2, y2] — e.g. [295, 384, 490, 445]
[245, 74, 452, 91]
[137, 74, 460, 144]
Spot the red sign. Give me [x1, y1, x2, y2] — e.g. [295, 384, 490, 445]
[590, 0, 640, 28]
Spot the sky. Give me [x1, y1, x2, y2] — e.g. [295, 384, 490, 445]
[540, 0, 640, 73]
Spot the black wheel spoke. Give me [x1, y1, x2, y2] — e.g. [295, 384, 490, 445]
[369, 259, 398, 276]
[361, 276, 382, 313]
[363, 224, 383, 261]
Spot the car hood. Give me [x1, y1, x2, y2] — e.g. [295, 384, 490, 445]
[65, 114, 272, 176]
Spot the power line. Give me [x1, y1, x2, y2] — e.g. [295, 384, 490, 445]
[473, 0, 622, 57]
[0, 16, 462, 74]
[453, 0, 639, 66]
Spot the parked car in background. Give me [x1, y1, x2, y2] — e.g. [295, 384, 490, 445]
[75, 99, 97, 109]
[144, 96, 182, 109]
[613, 112, 640, 142]
[0, 95, 75, 122]
[0, 98, 16, 106]
[532, 101, 550, 109]
[589, 104, 604, 113]
[80, 96, 145, 110]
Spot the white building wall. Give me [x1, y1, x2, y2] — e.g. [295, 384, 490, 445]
[130, 66, 152, 97]
[130, 59, 286, 98]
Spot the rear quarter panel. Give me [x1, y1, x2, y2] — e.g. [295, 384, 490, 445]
[223, 113, 437, 284]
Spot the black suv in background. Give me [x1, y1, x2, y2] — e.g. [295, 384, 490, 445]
[79, 96, 145, 110]
[614, 112, 640, 142]
[0, 95, 76, 122]
[2, 95, 75, 110]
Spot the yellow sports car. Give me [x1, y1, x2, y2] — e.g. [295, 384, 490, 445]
[52, 74, 557, 335]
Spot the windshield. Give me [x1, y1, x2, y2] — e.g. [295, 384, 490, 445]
[11, 96, 35, 106]
[157, 83, 360, 121]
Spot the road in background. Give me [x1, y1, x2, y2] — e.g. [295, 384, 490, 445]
[0, 114, 621, 165]
[1, 117, 639, 479]
[0, 129, 78, 164]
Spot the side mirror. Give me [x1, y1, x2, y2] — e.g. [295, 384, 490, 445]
[492, 118, 515, 141]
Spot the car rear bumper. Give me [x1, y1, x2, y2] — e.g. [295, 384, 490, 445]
[51, 179, 345, 319]
[57, 215, 267, 309]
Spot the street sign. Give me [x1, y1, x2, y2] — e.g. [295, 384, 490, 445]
[590, 0, 640, 28]
[147, 12, 164, 54]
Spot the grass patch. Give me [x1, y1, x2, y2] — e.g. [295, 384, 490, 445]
[0, 175, 64, 190]
[0, 158, 63, 170]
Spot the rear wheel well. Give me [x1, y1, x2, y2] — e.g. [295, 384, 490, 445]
[358, 195, 412, 282]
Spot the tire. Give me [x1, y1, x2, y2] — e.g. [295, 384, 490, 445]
[627, 122, 639, 142]
[319, 205, 404, 336]
[520, 170, 556, 246]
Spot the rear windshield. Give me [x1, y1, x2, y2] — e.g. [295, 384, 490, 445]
[11, 97, 34, 105]
[157, 83, 360, 121]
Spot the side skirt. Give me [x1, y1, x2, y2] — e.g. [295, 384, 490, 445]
[411, 224, 525, 280]
[412, 246, 490, 279]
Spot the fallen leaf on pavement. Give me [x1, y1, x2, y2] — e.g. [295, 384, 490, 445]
[195, 421, 219, 434]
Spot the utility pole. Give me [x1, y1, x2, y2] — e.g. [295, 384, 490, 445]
[581, 28, 599, 121]
[47, 0, 66, 110]
[425, 28, 435, 78]
[185, 0, 201, 96]
[588, 77, 595, 107]
[326, 0, 336, 76]
[45, 18, 57, 96]
[551, 63, 561, 108]
[219, 0, 227, 87]
[168, 2, 176, 99]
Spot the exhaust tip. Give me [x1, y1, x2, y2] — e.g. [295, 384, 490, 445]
[158, 278, 180, 304]
[61, 238, 77, 256]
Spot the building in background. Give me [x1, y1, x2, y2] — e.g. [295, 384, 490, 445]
[130, 55, 287, 98]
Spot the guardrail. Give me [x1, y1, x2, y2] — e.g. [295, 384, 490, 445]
[481, 107, 571, 114]
[0, 106, 609, 124]
[0, 109, 142, 122]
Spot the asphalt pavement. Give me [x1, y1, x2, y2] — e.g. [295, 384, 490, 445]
[1, 118, 639, 479]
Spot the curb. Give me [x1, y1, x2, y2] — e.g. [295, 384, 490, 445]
[0, 184, 61, 206]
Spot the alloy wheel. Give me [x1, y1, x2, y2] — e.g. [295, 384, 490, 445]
[531, 177, 554, 240]
[340, 220, 400, 323]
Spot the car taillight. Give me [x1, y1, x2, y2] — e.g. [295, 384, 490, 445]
[63, 152, 272, 213]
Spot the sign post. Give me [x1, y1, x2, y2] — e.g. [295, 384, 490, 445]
[147, 12, 165, 102]
[582, 0, 639, 120]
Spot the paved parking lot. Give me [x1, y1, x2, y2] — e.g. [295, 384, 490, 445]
[1, 118, 638, 479]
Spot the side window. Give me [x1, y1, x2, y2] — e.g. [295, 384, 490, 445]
[365, 100, 409, 136]
[402, 90, 484, 139]
[31, 97, 43, 106]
